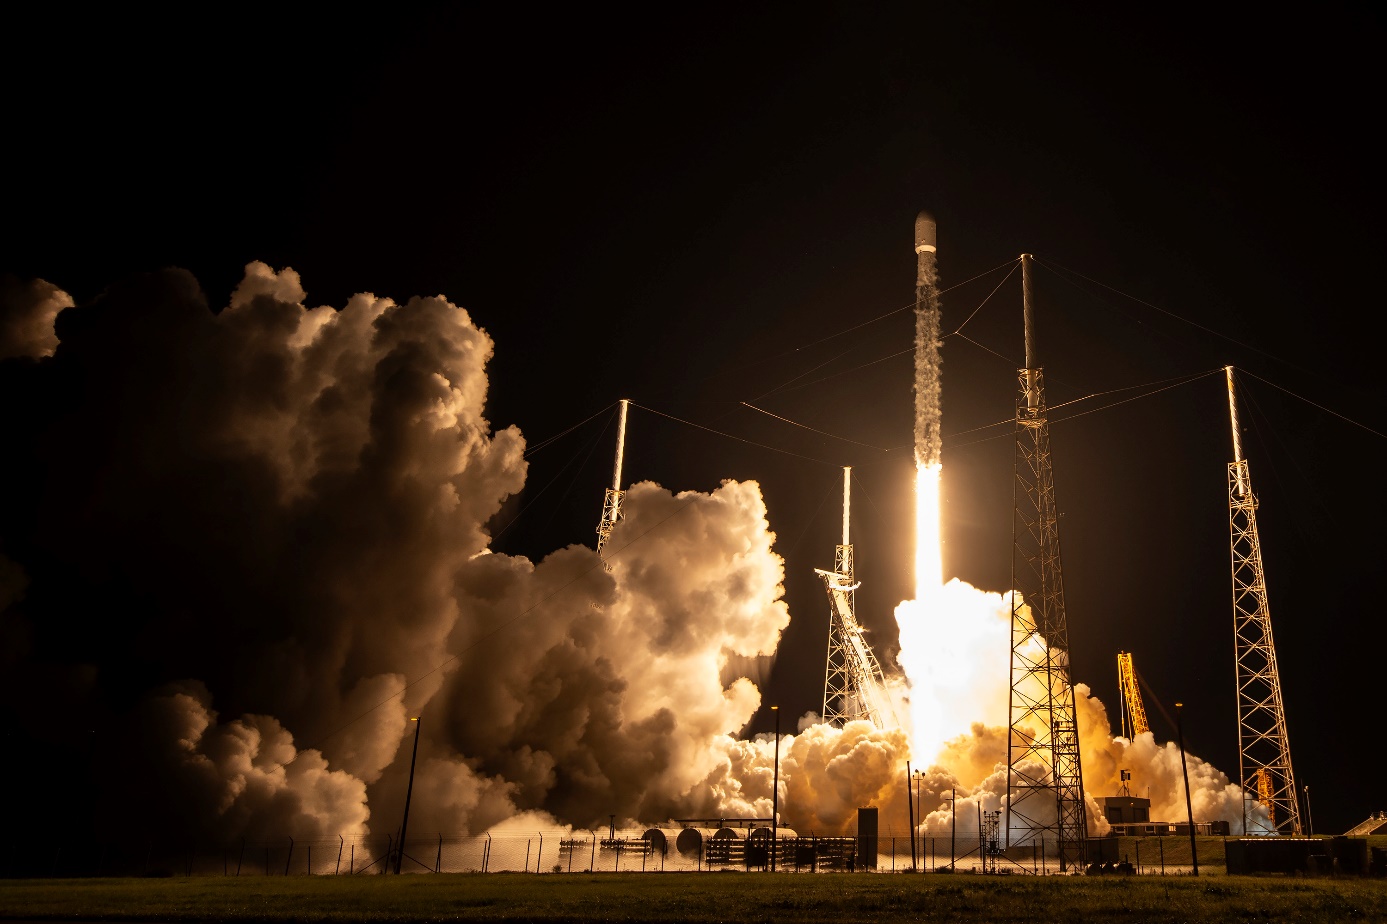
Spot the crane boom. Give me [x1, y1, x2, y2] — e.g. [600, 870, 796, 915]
[1117, 651, 1150, 739]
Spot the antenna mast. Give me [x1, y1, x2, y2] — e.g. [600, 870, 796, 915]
[1225, 366, 1301, 835]
[819, 466, 894, 728]
[1005, 254, 1088, 870]
[596, 399, 630, 554]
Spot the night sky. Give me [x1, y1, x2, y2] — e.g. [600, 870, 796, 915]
[4, 5, 1383, 836]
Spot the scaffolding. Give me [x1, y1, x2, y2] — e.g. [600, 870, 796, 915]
[1006, 254, 1088, 870]
[1225, 366, 1301, 835]
[818, 467, 894, 729]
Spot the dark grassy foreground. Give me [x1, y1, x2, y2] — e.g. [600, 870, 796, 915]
[3, 873, 1387, 923]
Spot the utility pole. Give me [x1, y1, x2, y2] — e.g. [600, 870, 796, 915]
[771, 705, 780, 872]
[394, 716, 421, 875]
[1175, 703, 1198, 877]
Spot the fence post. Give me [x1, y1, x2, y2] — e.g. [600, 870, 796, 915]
[483, 833, 491, 874]
[336, 836, 343, 876]
[537, 833, 543, 873]
[285, 837, 294, 876]
[1159, 838, 1165, 876]
[237, 838, 244, 877]
[436, 834, 442, 873]
[589, 834, 596, 873]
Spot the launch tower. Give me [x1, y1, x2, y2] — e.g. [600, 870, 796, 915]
[1005, 254, 1088, 869]
[596, 399, 631, 554]
[818, 466, 894, 728]
[1225, 366, 1301, 835]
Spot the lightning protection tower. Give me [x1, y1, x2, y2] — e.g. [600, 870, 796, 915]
[1225, 366, 1301, 835]
[1117, 652, 1150, 740]
[1006, 254, 1088, 870]
[596, 399, 630, 554]
[818, 466, 895, 729]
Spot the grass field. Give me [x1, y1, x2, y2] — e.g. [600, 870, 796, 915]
[3, 872, 1387, 923]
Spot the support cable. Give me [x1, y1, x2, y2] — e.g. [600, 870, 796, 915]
[524, 402, 618, 457]
[1031, 256, 1310, 375]
[738, 402, 892, 452]
[631, 403, 842, 467]
[1237, 369, 1386, 441]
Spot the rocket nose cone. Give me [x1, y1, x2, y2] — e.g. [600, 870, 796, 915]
[914, 211, 937, 253]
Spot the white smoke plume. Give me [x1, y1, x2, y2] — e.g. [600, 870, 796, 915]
[895, 579, 1263, 836]
[0, 275, 71, 360]
[0, 262, 1258, 846]
[1, 263, 869, 843]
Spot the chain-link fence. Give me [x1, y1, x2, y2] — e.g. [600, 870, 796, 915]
[8, 832, 1256, 878]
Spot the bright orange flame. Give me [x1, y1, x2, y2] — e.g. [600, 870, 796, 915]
[914, 462, 943, 603]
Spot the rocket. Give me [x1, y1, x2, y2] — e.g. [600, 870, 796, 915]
[913, 211, 942, 467]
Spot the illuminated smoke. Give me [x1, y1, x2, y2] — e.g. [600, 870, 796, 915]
[0, 263, 1260, 844]
[894, 579, 1265, 835]
[0, 275, 71, 360]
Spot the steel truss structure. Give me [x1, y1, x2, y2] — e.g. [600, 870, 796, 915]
[595, 400, 630, 554]
[1225, 367, 1301, 835]
[819, 467, 894, 729]
[1006, 256, 1087, 870]
[1117, 651, 1150, 740]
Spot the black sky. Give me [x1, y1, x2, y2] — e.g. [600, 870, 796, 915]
[4, 4, 1384, 834]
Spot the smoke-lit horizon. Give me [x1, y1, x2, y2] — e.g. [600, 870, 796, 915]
[0, 263, 1258, 846]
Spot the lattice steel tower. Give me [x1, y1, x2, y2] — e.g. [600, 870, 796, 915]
[595, 399, 630, 554]
[1005, 254, 1088, 869]
[1225, 366, 1301, 835]
[818, 466, 894, 729]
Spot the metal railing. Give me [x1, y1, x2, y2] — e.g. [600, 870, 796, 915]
[7, 833, 1234, 878]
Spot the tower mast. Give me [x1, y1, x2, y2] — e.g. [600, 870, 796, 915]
[596, 399, 630, 553]
[1005, 254, 1088, 869]
[819, 466, 894, 728]
[1225, 366, 1301, 835]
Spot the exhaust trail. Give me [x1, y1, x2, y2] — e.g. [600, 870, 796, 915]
[913, 211, 943, 598]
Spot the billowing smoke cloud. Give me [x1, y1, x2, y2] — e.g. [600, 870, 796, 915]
[0, 262, 1255, 848]
[0, 274, 71, 360]
[0, 263, 848, 843]
[895, 579, 1262, 836]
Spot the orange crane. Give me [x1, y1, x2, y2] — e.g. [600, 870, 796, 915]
[1117, 651, 1150, 740]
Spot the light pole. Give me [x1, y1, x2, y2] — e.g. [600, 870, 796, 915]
[1175, 703, 1198, 877]
[947, 788, 956, 870]
[771, 705, 780, 872]
[1303, 784, 1314, 836]
[912, 769, 924, 871]
[394, 716, 421, 875]
[905, 760, 915, 870]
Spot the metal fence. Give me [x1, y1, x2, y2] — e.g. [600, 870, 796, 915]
[7, 833, 1232, 878]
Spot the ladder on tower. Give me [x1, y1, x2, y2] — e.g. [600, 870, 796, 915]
[1225, 367, 1301, 836]
[819, 467, 896, 730]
